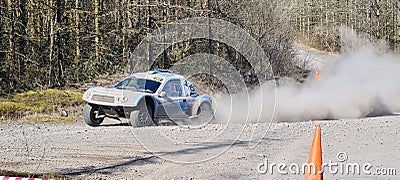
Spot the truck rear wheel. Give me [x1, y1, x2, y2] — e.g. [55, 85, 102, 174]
[196, 103, 214, 125]
[83, 104, 105, 126]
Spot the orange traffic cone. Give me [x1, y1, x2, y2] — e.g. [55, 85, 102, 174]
[304, 124, 323, 180]
[315, 70, 321, 81]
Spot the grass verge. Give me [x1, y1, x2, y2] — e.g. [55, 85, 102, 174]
[0, 89, 85, 123]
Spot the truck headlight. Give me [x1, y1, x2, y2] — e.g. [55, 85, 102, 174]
[117, 96, 128, 103]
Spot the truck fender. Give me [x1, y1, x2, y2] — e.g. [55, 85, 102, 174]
[134, 95, 158, 117]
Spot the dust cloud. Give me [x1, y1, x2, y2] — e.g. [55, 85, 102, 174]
[213, 27, 400, 123]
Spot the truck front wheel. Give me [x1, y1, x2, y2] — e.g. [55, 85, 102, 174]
[129, 105, 154, 127]
[83, 104, 105, 126]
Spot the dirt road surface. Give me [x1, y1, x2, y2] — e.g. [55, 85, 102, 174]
[0, 115, 399, 179]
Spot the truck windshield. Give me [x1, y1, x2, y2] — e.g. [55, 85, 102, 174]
[114, 77, 161, 93]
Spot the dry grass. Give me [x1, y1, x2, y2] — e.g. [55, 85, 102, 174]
[0, 89, 84, 123]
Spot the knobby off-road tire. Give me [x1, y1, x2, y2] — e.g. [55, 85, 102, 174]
[83, 104, 105, 126]
[129, 105, 154, 127]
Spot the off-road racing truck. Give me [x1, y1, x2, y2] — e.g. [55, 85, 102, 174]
[82, 69, 214, 127]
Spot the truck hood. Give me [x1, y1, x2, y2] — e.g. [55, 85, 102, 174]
[83, 87, 151, 106]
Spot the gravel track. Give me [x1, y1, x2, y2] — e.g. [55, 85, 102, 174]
[1, 115, 399, 179]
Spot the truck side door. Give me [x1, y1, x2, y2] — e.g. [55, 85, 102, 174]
[158, 79, 189, 119]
